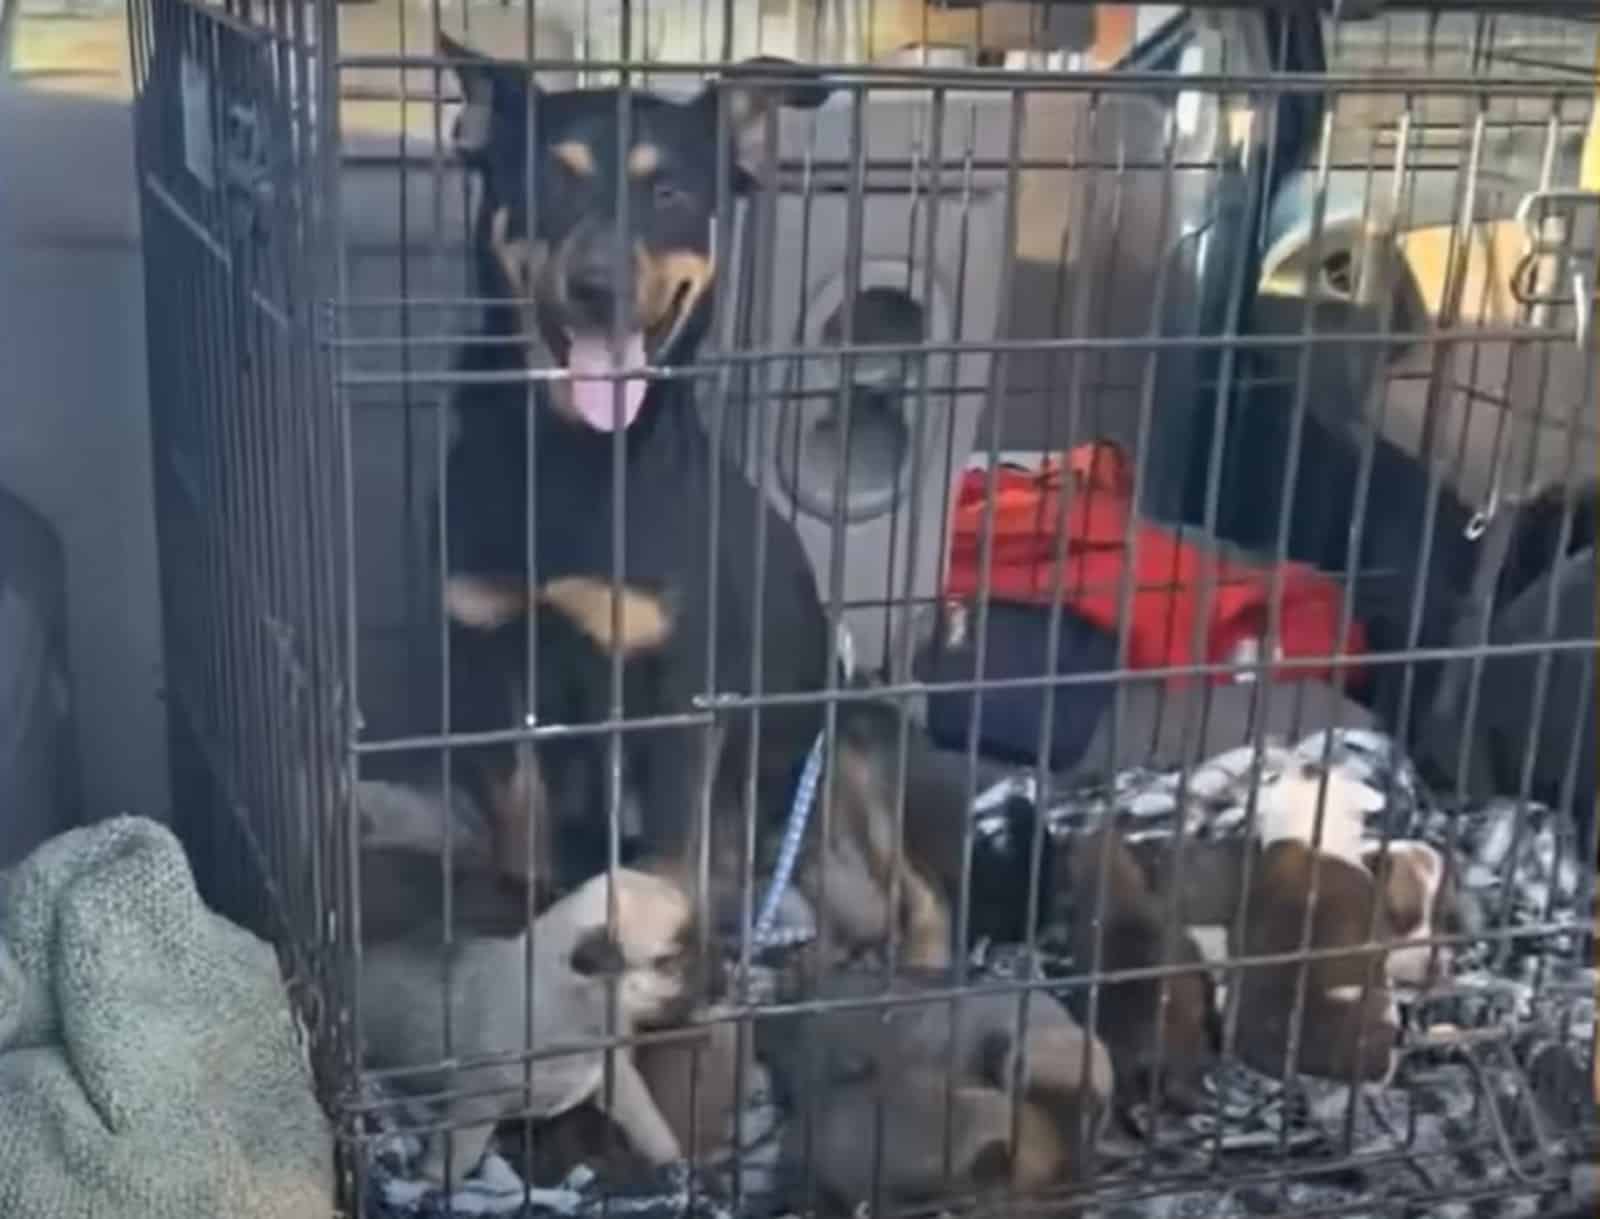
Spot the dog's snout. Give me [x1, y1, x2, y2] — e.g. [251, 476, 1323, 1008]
[561, 236, 630, 327]
[567, 261, 616, 317]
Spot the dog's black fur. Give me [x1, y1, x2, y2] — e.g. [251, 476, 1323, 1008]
[436, 38, 835, 905]
[434, 43, 972, 972]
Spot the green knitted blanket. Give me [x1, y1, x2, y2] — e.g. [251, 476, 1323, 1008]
[0, 815, 333, 1218]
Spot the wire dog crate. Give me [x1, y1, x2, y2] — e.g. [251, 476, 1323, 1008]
[127, 1, 1598, 1216]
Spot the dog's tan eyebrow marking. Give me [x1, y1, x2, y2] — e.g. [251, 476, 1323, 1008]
[627, 142, 662, 177]
[553, 140, 596, 177]
[537, 576, 672, 656]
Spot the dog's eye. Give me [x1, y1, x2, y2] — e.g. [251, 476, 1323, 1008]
[650, 951, 681, 970]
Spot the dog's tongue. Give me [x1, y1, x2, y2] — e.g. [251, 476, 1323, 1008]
[566, 332, 648, 431]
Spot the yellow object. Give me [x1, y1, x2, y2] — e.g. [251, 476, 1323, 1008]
[1583, 53, 1600, 191]
[1397, 222, 1524, 326]
[9, 12, 132, 99]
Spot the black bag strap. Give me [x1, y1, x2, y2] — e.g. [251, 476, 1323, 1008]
[1418, 477, 1580, 788]
[1425, 507, 1521, 726]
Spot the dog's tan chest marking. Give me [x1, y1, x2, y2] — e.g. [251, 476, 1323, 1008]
[626, 142, 662, 177]
[445, 573, 527, 629]
[539, 576, 673, 656]
[444, 572, 671, 657]
[553, 139, 597, 177]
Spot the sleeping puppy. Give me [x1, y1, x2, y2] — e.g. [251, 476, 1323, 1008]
[1233, 766, 1400, 1084]
[758, 967, 1114, 1211]
[359, 867, 701, 1183]
[1127, 832, 1467, 993]
[1126, 835, 1251, 929]
[1234, 839, 1401, 1085]
[1066, 827, 1219, 1112]
[1256, 762, 1384, 865]
[794, 1068, 1068, 1209]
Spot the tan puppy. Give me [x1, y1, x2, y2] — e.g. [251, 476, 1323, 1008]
[1068, 827, 1219, 1110]
[360, 868, 700, 1183]
[758, 968, 1114, 1211]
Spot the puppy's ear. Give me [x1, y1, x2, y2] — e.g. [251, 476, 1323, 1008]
[570, 926, 628, 977]
[694, 57, 830, 193]
[440, 33, 533, 164]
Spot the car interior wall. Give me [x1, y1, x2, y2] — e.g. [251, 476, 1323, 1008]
[0, 80, 170, 845]
[340, 151, 475, 751]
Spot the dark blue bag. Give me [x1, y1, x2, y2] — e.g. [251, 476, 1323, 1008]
[917, 600, 1118, 773]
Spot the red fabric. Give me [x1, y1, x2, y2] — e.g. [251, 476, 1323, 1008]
[945, 442, 1367, 684]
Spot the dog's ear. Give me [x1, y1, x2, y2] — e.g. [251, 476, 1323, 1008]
[440, 33, 533, 164]
[570, 926, 628, 977]
[695, 57, 830, 192]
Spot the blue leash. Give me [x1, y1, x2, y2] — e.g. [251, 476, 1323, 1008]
[749, 730, 825, 949]
[746, 626, 853, 950]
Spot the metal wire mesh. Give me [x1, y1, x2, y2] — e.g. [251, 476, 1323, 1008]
[126, 2, 1598, 1216]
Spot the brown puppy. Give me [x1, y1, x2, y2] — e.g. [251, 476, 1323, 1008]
[633, 1006, 755, 1171]
[788, 700, 962, 970]
[1234, 840, 1400, 1085]
[1067, 827, 1219, 1111]
[1126, 835, 1253, 928]
[797, 1069, 1068, 1208]
[505, 1009, 755, 1192]
[701, 696, 962, 971]
[758, 967, 1114, 1212]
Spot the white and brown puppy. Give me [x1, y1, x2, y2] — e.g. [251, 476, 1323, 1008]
[1256, 768, 1466, 988]
[1235, 766, 1400, 1084]
[758, 968, 1114, 1211]
[1256, 763, 1385, 865]
[1127, 831, 1465, 992]
[359, 867, 700, 1183]
[1067, 827, 1219, 1112]
[1364, 839, 1466, 988]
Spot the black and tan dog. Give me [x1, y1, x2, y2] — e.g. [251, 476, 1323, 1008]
[435, 38, 958, 967]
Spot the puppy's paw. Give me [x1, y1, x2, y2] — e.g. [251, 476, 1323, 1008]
[653, 1159, 731, 1219]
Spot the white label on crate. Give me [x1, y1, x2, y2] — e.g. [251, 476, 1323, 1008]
[180, 55, 216, 190]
